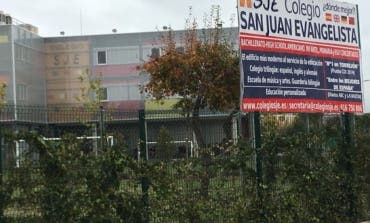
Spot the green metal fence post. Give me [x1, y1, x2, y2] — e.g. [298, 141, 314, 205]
[99, 105, 104, 151]
[139, 109, 149, 223]
[253, 112, 264, 221]
[0, 135, 3, 222]
[254, 112, 262, 184]
[343, 112, 356, 222]
[240, 113, 249, 197]
[343, 112, 352, 147]
[0, 135, 4, 223]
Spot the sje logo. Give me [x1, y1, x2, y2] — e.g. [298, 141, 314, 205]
[240, 0, 278, 12]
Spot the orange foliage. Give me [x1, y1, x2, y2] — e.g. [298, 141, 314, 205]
[142, 15, 239, 112]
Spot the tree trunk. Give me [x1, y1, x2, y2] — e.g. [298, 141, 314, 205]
[191, 101, 210, 199]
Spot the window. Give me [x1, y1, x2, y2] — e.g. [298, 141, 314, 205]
[22, 30, 26, 43]
[142, 46, 162, 61]
[16, 84, 28, 101]
[104, 84, 141, 101]
[15, 28, 20, 41]
[107, 85, 128, 101]
[128, 84, 141, 100]
[15, 45, 24, 61]
[97, 50, 107, 64]
[151, 48, 160, 58]
[176, 46, 185, 54]
[108, 47, 139, 64]
[21, 47, 26, 61]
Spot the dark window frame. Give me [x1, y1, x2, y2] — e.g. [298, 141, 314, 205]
[97, 50, 107, 65]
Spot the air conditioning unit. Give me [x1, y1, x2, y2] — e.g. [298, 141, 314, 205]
[5, 14, 12, 25]
[19, 23, 39, 34]
[0, 11, 5, 25]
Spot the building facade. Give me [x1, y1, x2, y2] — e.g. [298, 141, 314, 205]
[0, 15, 239, 156]
[0, 15, 238, 112]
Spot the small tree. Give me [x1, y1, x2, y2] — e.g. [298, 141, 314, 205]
[142, 6, 239, 148]
[77, 68, 105, 111]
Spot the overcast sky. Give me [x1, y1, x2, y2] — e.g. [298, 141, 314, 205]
[1, 0, 369, 112]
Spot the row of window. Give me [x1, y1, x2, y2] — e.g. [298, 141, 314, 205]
[95, 46, 185, 65]
[15, 44, 43, 64]
[13, 44, 185, 103]
[15, 44, 184, 66]
[13, 27, 32, 44]
[99, 84, 141, 101]
[13, 26, 43, 50]
[95, 46, 140, 65]
[47, 84, 141, 103]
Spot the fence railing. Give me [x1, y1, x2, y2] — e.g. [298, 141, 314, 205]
[0, 105, 234, 124]
[0, 105, 369, 222]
